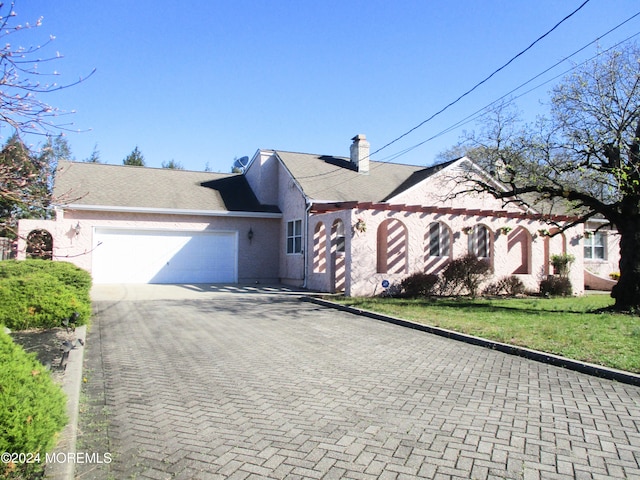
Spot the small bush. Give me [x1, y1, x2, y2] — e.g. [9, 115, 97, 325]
[401, 273, 439, 298]
[440, 254, 492, 298]
[483, 276, 526, 297]
[540, 276, 573, 296]
[0, 260, 91, 330]
[550, 253, 575, 277]
[0, 330, 67, 477]
[609, 272, 620, 281]
[379, 283, 403, 298]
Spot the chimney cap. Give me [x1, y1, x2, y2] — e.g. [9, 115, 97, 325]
[351, 134, 367, 141]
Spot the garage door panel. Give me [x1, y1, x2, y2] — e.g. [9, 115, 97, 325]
[92, 229, 237, 284]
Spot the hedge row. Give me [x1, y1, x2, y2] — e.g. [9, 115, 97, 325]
[0, 329, 67, 478]
[0, 260, 92, 330]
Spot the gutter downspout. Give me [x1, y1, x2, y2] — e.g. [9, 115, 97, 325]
[302, 200, 312, 289]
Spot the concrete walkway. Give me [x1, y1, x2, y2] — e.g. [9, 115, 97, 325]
[76, 285, 640, 479]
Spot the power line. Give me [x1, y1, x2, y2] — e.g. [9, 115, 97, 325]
[384, 28, 640, 164]
[370, 0, 591, 158]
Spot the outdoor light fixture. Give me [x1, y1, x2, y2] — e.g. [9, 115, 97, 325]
[74, 222, 81, 236]
[248, 227, 254, 243]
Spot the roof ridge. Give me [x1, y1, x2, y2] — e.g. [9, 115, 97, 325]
[57, 160, 236, 176]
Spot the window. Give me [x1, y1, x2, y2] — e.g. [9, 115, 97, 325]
[468, 225, 490, 258]
[428, 222, 451, 257]
[287, 219, 302, 254]
[584, 232, 606, 260]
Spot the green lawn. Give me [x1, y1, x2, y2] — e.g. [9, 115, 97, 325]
[333, 294, 640, 373]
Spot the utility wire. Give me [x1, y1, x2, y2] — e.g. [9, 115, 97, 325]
[306, 9, 637, 197]
[370, 0, 591, 158]
[383, 28, 640, 164]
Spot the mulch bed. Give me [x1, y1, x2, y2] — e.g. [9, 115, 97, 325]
[9, 327, 78, 382]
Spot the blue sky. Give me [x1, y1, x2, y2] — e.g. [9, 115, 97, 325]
[11, 1, 640, 172]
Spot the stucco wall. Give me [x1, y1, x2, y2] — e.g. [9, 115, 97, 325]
[306, 210, 352, 294]
[17, 210, 280, 284]
[245, 150, 279, 206]
[276, 160, 307, 287]
[344, 208, 584, 297]
[583, 228, 620, 279]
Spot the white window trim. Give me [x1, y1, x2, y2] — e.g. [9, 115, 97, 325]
[584, 231, 607, 261]
[286, 219, 303, 255]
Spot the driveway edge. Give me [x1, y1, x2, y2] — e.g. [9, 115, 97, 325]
[45, 325, 86, 480]
[302, 296, 640, 387]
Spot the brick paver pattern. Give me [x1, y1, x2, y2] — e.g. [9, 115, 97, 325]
[79, 294, 640, 479]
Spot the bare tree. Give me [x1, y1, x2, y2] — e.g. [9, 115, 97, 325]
[0, 2, 91, 249]
[453, 43, 640, 311]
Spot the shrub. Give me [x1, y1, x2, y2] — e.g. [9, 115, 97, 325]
[440, 254, 492, 298]
[0, 330, 67, 477]
[0, 260, 91, 330]
[400, 273, 439, 298]
[483, 275, 526, 297]
[0, 260, 92, 294]
[540, 276, 573, 296]
[379, 283, 403, 298]
[550, 253, 575, 277]
[609, 272, 620, 281]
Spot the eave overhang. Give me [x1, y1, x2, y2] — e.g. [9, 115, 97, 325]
[57, 204, 282, 219]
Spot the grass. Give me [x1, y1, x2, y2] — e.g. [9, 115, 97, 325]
[333, 294, 640, 373]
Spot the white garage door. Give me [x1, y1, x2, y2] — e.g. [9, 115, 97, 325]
[92, 228, 238, 284]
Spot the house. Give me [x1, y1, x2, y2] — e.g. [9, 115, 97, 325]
[18, 135, 602, 295]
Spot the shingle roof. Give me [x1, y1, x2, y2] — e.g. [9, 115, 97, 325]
[275, 151, 455, 202]
[53, 161, 279, 213]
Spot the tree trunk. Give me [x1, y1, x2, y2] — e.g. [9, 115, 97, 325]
[611, 217, 640, 310]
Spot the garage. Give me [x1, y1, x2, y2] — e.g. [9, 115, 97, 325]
[92, 228, 238, 284]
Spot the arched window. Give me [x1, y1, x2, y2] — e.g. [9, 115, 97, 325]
[427, 222, 451, 257]
[468, 225, 490, 259]
[377, 219, 408, 274]
[26, 229, 53, 260]
[312, 222, 327, 273]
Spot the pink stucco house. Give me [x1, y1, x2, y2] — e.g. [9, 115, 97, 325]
[18, 135, 617, 295]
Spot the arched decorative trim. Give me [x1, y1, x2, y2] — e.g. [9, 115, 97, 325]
[507, 226, 531, 274]
[26, 229, 53, 260]
[312, 222, 327, 273]
[331, 219, 346, 292]
[331, 219, 345, 253]
[377, 218, 408, 274]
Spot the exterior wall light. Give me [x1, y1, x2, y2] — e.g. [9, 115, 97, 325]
[248, 227, 254, 243]
[74, 222, 81, 237]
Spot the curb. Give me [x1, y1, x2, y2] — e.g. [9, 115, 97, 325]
[45, 325, 86, 480]
[302, 296, 640, 388]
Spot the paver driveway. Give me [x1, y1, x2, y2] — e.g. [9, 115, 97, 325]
[77, 285, 640, 479]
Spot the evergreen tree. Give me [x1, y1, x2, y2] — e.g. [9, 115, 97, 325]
[123, 146, 145, 166]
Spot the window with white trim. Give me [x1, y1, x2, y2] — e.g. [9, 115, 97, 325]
[584, 231, 606, 260]
[287, 219, 302, 254]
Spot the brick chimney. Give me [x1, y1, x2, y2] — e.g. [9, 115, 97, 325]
[350, 134, 370, 174]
